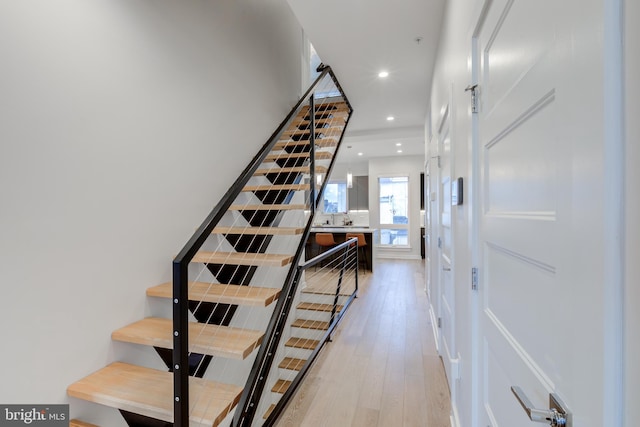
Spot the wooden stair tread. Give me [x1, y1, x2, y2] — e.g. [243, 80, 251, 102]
[112, 317, 263, 360]
[192, 251, 293, 267]
[302, 286, 354, 296]
[300, 102, 349, 112]
[297, 118, 346, 127]
[297, 110, 349, 120]
[70, 420, 99, 427]
[273, 138, 338, 150]
[291, 318, 329, 330]
[253, 165, 328, 175]
[297, 102, 350, 117]
[297, 302, 343, 312]
[271, 379, 292, 394]
[281, 127, 344, 138]
[264, 404, 276, 419]
[264, 151, 332, 161]
[147, 282, 280, 307]
[279, 357, 307, 371]
[242, 183, 310, 192]
[285, 337, 320, 350]
[213, 226, 304, 236]
[228, 203, 307, 211]
[67, 362, 242, 427]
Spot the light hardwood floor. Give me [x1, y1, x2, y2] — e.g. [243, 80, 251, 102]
[276, 259, 451, 427]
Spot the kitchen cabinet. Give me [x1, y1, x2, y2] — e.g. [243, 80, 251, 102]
[348, 175, 368, 210]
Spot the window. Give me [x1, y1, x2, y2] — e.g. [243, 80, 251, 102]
[322, 182, 347, 213]
[379, 176, 409, 246]
[309, 43, 322, 83]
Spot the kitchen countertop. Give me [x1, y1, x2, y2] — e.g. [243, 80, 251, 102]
[308, 227, 378, 272]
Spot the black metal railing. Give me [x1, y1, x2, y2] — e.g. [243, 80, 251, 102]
[234, 238, 359, 427]
[171, 66, 351, 426]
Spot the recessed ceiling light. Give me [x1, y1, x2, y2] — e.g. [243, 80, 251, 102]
[378, 71, 389, 78]
[358, 152, 363, 156]
[395, 143, 402, 146]
[387, 116, 395, 121]
[397, 150, 403, 153]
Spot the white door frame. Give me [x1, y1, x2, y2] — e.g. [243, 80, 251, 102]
[602, 0, 625, 422]
[624, 1, 640, 425]
[468, 4, 488, 425]
[427, 133, 442, 355]
[436, 98, 460, 420]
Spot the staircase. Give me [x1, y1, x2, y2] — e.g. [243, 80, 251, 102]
[260, 268, 357, 421]
[67, 68, 353, 427]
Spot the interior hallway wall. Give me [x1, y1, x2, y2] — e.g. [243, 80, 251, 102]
[0, 1, 303, 424]
[427, 0, 477, 425]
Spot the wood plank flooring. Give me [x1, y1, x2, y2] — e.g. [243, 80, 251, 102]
[276, 259, 451, 427]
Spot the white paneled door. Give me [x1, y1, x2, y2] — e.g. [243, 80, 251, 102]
[473, 0, 615, 426]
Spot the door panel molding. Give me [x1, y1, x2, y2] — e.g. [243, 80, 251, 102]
[485, 241, 555, 274]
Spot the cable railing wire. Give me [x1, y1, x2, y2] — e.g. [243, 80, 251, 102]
[184, 77, 341, 339]
[171, 66, 352, 426]
[231, 99, 354, 425]
[256, 238, 359, 426]
[186, 102, 336, 423]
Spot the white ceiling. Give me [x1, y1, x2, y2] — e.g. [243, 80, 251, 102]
[287, 0, 446, 164]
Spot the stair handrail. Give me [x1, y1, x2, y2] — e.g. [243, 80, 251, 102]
[171, 66, 352, 426]
[231, 72, 352, 427]
[261, 238, 359, 426]
[234, 237, 359, 427]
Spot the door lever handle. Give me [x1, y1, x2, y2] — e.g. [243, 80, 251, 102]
[443, 266, 451, 271]
[511, 386, 570, 426]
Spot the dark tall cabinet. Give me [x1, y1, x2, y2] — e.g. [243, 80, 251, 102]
[348, 176, 369, 210]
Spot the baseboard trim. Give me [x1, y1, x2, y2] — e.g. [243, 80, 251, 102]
[450, 404, 461, 427]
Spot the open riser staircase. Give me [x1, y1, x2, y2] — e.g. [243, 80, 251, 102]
[67, 67, 355, 427]
[258, 253, 359, 424]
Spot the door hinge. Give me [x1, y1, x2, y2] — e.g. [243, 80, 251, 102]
[437, 317, 442, 328]
[465, 84, 479, 113]
[471, 267, 479, 291]
[438, 237, 442, 248]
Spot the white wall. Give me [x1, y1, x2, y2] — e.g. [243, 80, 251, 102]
[0, 0, 303, 424]
[624, 0, 639, 425]
[427, 1, 476, 425]
[330, 161, 369, 180]
[369, 155, 424, 259]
